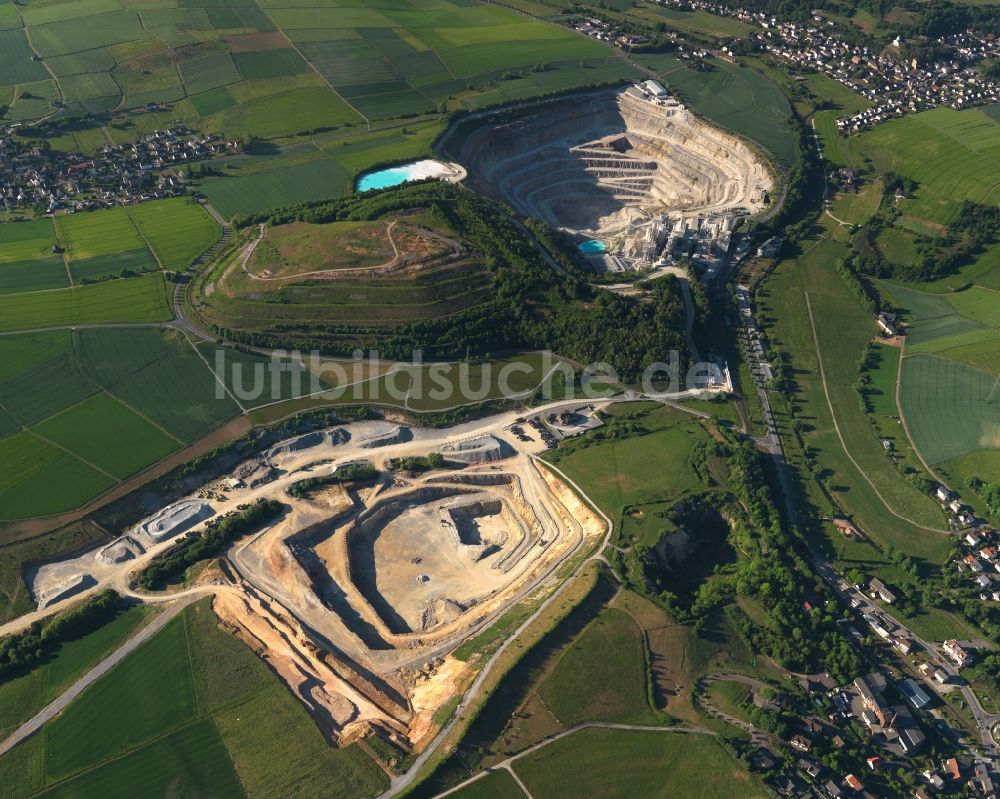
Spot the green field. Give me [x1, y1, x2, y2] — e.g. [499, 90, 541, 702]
[54, 207, 149, 261]
[0, 273, 170, 331]
[178, 49, 242, 95]
[0, 327, 245, 520]
[0, 256, 69, 295]
[899, 355, 1000, 465]
[125, 197, 221, 269]
[0, 605, 154, 740]
[43, 720, 243, 799]
[200, 156, 353, 218]
[0, 430, 114, 519]
[537, 606, 661, 726]
[32, 392, 180, 479]
[0, 219, 58, 262]
[634, 54, 796, 166]
[850, 107, 1000, 225]
[78, 328, 241, 442]
[5, 599, 389, 799]
[0, 29, 51, 85]
[45, 614, 197, 778]
[512, 728, 767, 799]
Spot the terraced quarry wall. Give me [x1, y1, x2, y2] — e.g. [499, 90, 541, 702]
[443, 87, 773, 235]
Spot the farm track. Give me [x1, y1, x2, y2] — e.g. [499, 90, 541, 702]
[803, 292, 948, 535]
[377, 455, 619, 798]
[430, 722, 715, 799]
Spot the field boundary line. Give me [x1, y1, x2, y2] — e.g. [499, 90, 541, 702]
[103, 386, 185, 445]
[68, 331, 185, 445]
[26, 428, 118, 482]
[123, 207, 163, 270]
[179, 329, 248, 413]
[50, 217, 74, 288]
[803, 291, 946, 535]
[255, 5, 371, 126]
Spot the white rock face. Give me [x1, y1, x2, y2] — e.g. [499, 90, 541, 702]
[447, 86, 773, 236]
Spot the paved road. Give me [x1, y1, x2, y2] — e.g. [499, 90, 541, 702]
[813, 558, 1000, 756]
[0, 594, 201, 758]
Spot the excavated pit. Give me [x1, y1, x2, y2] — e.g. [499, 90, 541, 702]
[343, 484, 537, 635]
[443, 86, 772, 237]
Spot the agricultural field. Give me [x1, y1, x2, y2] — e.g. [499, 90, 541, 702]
[0, 599, 387, 798]
[54, 206, 158, 279]
[0, 0, 642, 221]
[0, 0, 620, 138]
[848, 106, 1000, 225]
[0, 256, 69, 294]
[0, 219, 68, 294]
[0, 605, 154, 740]
[0, 327, 247, 521]
[899, 355, 1000, 466]
[881, 279, 1000, 486]
[0, 219, 58, 263]
[124, 198, 221, 270]
[511, 727, 768, 799]
[0, 273, 170, 332]
[199, 156, 353, 218]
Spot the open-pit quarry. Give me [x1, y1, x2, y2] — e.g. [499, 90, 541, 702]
[28, 412, 606, 754]
[442, 83, 773, 272]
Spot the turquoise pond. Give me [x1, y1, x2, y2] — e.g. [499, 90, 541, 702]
[356, 160, 449, 192]
[578, 239, 607, 254]
[357, 166, 418, 192]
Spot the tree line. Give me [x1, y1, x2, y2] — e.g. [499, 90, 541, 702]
[0, 590, 125, 679]
[137, 499, 283, 590]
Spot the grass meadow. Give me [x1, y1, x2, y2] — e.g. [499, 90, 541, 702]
[758, 222, 951, 564]
[512, 727, 768, 799]
[537, 606, 661, 726]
